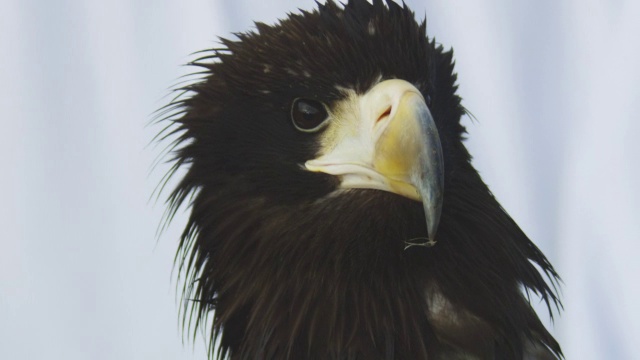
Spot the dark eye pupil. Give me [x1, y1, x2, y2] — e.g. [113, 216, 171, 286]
[292, 99, 328, 131]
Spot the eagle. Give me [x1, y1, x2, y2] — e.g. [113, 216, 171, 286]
[158, 1, 562, 359]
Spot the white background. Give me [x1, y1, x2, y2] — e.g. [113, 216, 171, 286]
[1, 1, 638, 359]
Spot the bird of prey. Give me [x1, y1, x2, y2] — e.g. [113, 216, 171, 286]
[158, 0, 562, 359]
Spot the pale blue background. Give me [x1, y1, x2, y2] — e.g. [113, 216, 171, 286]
[1, 1, 638, 359]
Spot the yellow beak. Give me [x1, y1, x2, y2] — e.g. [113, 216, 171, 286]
[305, 79, 444, 242]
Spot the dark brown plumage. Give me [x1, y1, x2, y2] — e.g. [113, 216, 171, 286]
[157, 1, 562, 359]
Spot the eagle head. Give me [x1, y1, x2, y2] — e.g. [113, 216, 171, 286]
[159, 1, 562, 359]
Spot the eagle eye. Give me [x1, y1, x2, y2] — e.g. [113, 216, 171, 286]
[291, 98, 329, 132]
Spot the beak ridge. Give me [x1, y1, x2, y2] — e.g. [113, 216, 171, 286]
[373, 82, 443, 242]
[411, 99, 444, 243]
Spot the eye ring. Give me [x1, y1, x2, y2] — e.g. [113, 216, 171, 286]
[291, 98, 330, 133]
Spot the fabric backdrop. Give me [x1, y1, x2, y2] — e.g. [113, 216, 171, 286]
[1, 0, 638, 359]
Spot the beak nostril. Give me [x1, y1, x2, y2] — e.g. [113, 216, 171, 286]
[376, 106, 392, 124]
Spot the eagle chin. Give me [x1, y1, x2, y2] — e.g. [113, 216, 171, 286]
[158, 0, 562, 359]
